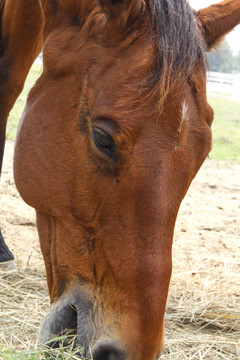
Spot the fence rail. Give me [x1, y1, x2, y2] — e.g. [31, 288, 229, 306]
[207, 71, 240, 101]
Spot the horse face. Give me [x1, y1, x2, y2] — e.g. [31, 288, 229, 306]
[13, 0, 239, 359]
[15, 37, 211, 360]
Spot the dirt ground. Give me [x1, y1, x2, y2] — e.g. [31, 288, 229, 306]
[1, 139, 240, 358]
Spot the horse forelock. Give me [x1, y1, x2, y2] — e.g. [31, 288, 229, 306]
[60, 1, 205, 66]
[55, 0, 206, 112]
[147, 0, 207, 106]
[84, 0, 205, 101]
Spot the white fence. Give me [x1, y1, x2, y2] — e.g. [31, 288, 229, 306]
[207, 71, 240, 101]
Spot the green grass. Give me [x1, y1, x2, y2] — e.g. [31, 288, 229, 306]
[208, 97, 240, 161]
[0, 348, 83, 360]
[0, 347, 51, 360]
[6, 65, 240, 162]
[6, 64, 42, 139]
[0, 335, 85, 359]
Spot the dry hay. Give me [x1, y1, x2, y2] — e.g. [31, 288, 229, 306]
[0, 270, 84, 359]
[163, 260, 240, 359]
[0, 270, 47, 351]
[1, 140, 240, 359]
[1, 261, 239, 359]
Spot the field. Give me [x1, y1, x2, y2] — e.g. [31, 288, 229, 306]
[0, 66, 240, 359]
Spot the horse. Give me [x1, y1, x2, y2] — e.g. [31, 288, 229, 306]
[0, 0, 239, 359]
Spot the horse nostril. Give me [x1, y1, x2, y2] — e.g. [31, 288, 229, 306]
[92, 339, 125, 360]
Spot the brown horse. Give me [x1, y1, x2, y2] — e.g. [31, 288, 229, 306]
[0, 0, 240, 359]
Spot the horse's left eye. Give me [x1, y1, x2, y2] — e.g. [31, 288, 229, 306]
[92, 128, 115, 159]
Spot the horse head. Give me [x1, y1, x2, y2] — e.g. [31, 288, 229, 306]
[10, 0, 240, 359]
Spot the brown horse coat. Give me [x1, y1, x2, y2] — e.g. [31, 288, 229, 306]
[0, 1, 240, 359]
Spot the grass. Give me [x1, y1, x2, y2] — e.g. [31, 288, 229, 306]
[6, 64, 42, 140]
[0, 346, 79, 360]
[6, 65, 240, 162]
[209, 98, 240, 161]
[0, 345, 84, 360]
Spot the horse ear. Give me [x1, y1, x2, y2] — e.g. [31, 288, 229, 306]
[197, 0, 240, 50]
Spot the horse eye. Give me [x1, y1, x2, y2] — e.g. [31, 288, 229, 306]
[92, 128, 115, 158]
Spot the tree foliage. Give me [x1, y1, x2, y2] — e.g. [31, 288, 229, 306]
[208, 41, 240, 73]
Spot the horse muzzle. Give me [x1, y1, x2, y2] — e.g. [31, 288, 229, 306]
[39, 289, 127, 360]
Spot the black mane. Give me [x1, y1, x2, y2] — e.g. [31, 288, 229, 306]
[147, 0, 206, 94]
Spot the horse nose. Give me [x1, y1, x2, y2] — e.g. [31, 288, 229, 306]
[92, 339, 126, 360]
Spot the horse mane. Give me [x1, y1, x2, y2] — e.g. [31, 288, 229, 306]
[91, 0, 207, 106]
[59, 0, 207, 107]
[146, 0, 206, 103]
